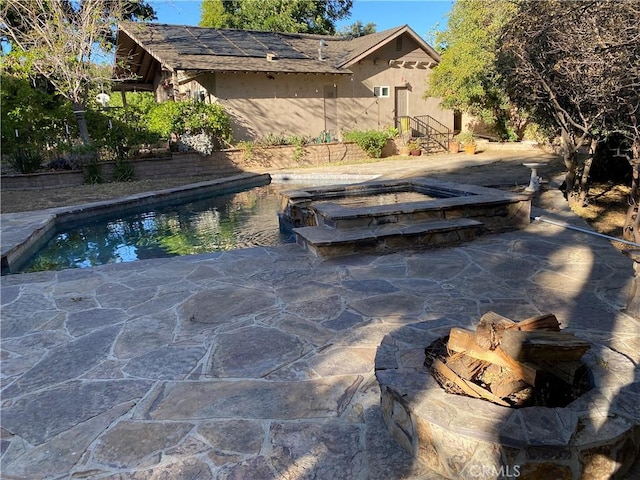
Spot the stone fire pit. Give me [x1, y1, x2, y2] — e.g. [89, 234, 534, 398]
[375, 320, 640, 479]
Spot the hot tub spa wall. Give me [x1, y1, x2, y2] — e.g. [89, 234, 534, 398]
[279, 179, 532, 235]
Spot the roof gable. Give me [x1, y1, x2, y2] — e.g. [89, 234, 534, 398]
[336, 25, 440, 67]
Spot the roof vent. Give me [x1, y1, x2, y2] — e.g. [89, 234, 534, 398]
[266, 52, 277, 61]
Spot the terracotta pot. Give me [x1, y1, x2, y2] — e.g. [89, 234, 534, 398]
[410, 150, 421, 156]
[449, 141, 460, 154]
[399, 146, 410, 156]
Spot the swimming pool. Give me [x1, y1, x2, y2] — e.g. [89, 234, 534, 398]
[17, 174, 376, 273]
[19, 185, 287, 272]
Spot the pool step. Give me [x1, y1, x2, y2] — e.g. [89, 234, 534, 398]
[293, 218, 484, 257]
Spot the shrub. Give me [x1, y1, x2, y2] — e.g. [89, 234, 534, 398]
[114, 159, 135, 182]
[1, 74, 72, 157]
[177, 132, 215, 155]
[454, 130, 476, 146]
[146, 101, 182, 139]
[288, 135, 308, 162]
[84, 160, 102, 184]
[343, 129, 394, 158]
[237, 141, 254, 161]
[145, 101, 232, 154]
[6, 146, 43, 174]
[257, 132, 289, 146]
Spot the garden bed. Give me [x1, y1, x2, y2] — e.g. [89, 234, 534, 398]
[1, 141, 372, 191]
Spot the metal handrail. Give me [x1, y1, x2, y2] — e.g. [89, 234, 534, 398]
[395, 115, 453, 155]
[414, 115, 451, 135]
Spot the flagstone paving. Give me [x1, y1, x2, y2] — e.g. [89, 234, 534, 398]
[1, 149, 639, 479]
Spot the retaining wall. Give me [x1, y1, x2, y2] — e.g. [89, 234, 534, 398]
[1, 142, 373, 190]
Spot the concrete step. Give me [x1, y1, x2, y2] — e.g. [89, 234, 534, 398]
[293, 218, 483, 257]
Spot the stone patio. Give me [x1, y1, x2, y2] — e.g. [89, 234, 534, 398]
[1, 148, 639, 479]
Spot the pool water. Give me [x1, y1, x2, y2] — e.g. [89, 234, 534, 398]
[20, 184, 297, 273]
[318, 191, 438, 208]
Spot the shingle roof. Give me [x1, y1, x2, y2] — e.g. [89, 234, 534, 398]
[116, 22, 439, 76]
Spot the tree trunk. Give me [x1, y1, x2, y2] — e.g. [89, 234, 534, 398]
[631, 139, 640, 201]
[633, 211, 640, 245]
[73, 102, 91, 146]
[561, 131, 577, 200]
[578, 138, 598, 206]
[625, 139, 640, 243]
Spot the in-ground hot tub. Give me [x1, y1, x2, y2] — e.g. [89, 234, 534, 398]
[279, 178, 532, 256]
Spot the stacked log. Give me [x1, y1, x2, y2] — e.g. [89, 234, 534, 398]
[424, 312, 592, 407]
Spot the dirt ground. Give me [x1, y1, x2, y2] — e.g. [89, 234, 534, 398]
[570, 182, 630, 240]
[0, 175, 220, 213]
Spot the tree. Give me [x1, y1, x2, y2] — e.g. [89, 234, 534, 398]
[497, 0, 640, 207]
[199, 0, 229, 29]
[0, 0, 155, 145]
[425, 0, 519, 140]
[199, 0, 353, 34]
[338, 21, 376, 38]
[0, 74, 72, 156]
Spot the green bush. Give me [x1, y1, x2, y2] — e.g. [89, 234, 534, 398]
[84, 160, 103, 184]
[6, 146, 43, 174]
[343, 129, 394, 158]
[146, 101, 182, 139]
[257, 132, 289, 146]
[149, 102, 231, 139]
[114, 159, 135, 182]
[1, 74, 72, 157]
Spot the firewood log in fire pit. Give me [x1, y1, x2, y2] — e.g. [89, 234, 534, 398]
[425, 311, 592, 407]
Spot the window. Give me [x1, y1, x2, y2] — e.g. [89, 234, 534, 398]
[373, 86, 390, 98]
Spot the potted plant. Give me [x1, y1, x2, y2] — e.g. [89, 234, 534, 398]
[449, 137, 460, 154]
[455, 130, 477, 155]
[408, 140, 421, 156]
[398, 131, 411, 156]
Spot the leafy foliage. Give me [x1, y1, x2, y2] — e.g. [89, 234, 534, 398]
[338, 21, 376, 37]
[1, 75, 232, 166]
[343, 129, 394, 158]
[200, 0, 352, 34]
[454, 130, 476, 146]
[1, 0, 156, 145]
[497, 0, 640, 206]
[146, 101, 231, 144]
[1, 74, 73, 156]
[84, 160, 103, 184]
[145, 101, 182, 140]
[6, 147, 43, 174]
[425, 0, 518, 139]
[114, 159, 135, 182]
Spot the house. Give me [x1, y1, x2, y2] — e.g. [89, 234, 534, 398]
[115, 22, 454, 142]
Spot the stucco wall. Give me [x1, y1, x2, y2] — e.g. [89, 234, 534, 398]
[214, 72, 334, 140]
[180, 31, 453, 141]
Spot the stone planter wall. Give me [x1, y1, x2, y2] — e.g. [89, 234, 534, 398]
[1, 142, 372, 190]
[1, 170, 85, 191]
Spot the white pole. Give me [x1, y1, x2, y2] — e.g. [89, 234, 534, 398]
[532, 216, 640, 248]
